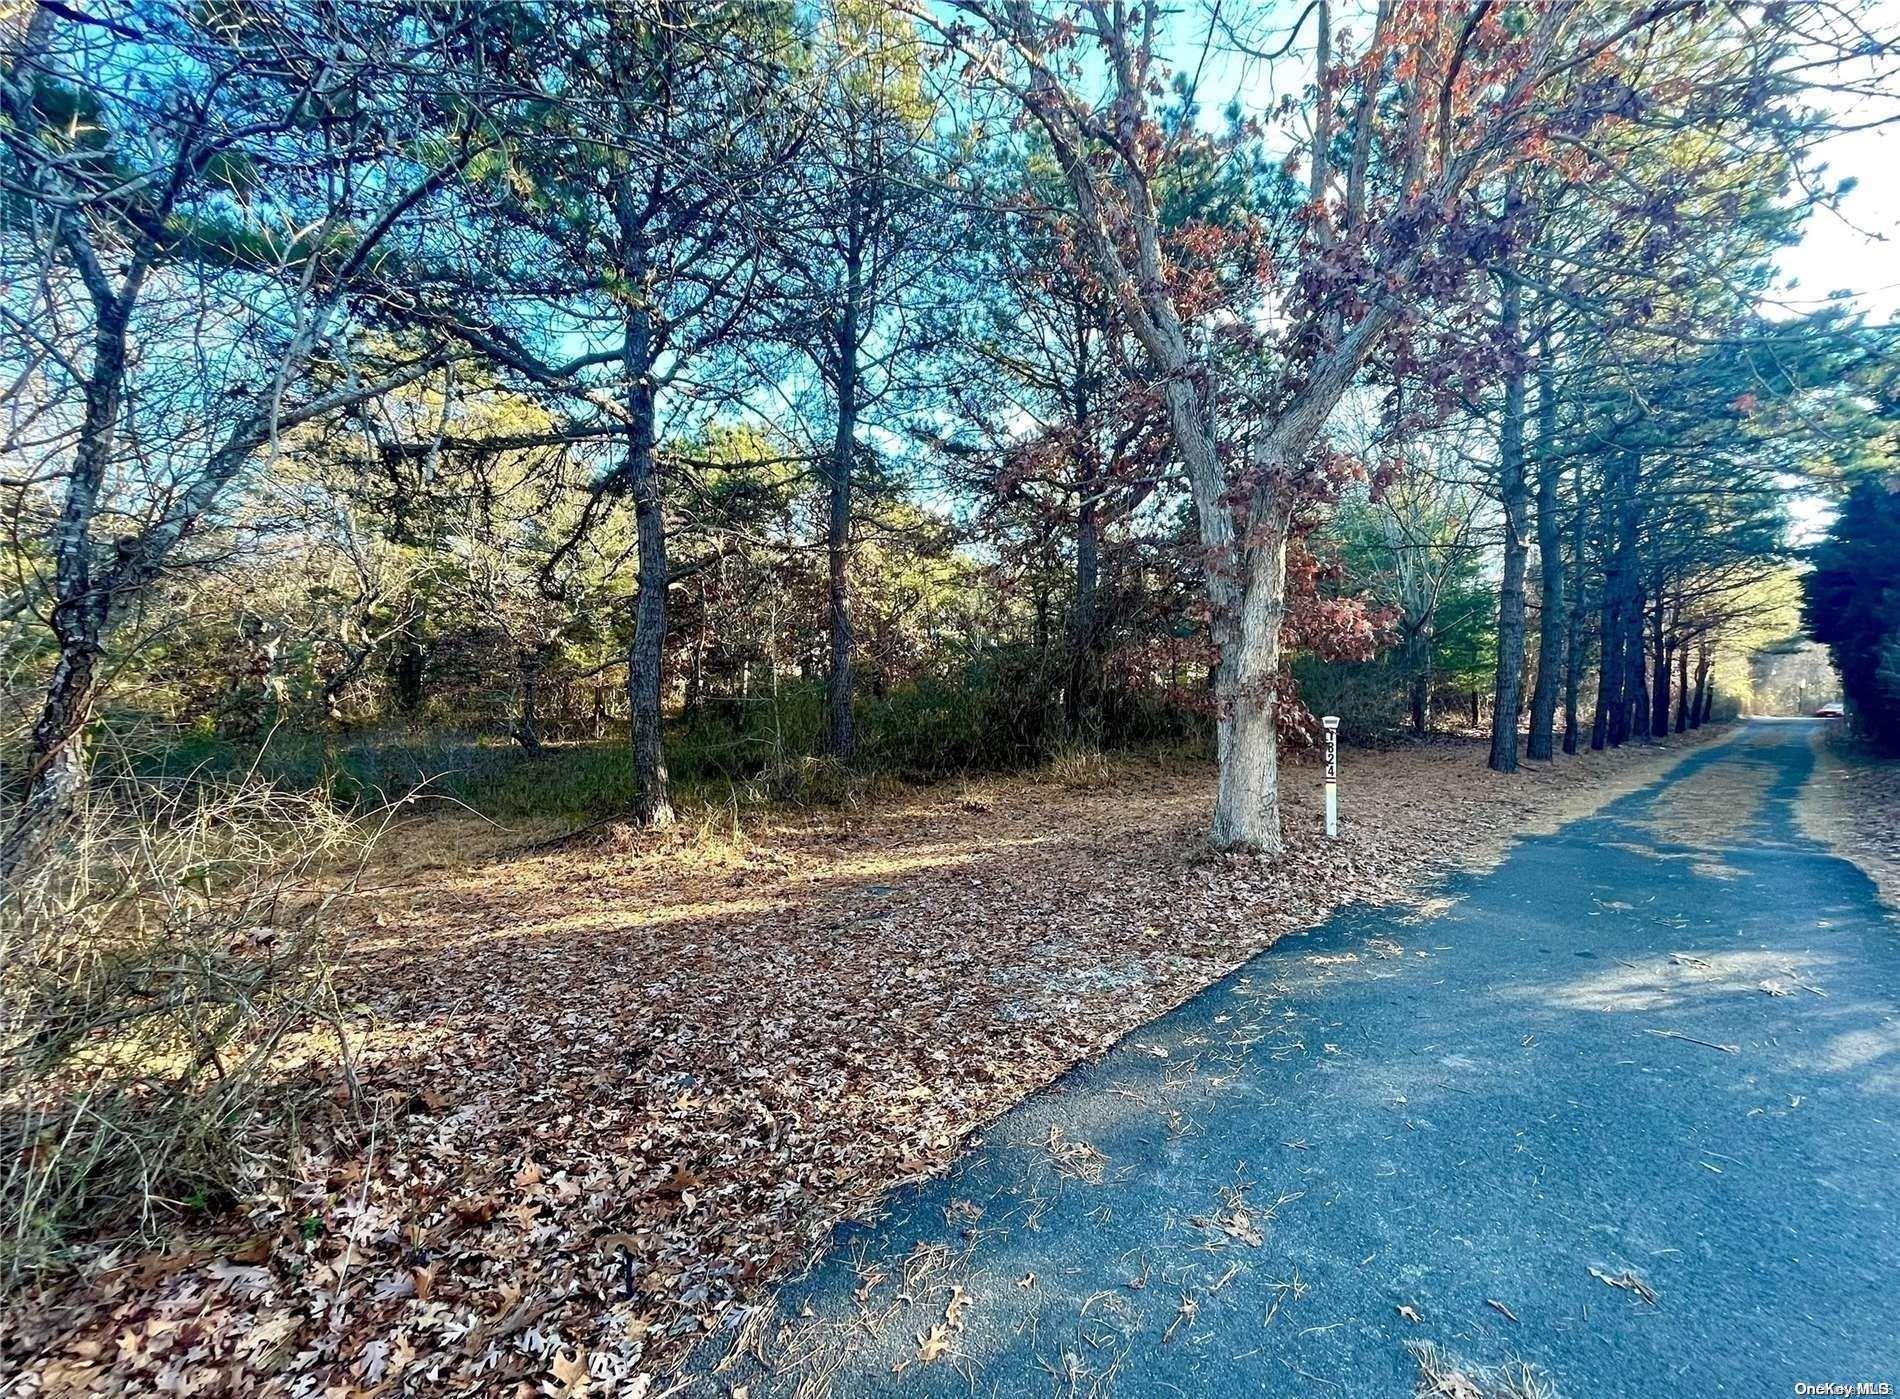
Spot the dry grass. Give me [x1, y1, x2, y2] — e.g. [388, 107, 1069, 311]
[1408, 1339, 1561, 1399]
[4, 730, 1725, 1395]
[0, 775, 375, 1287]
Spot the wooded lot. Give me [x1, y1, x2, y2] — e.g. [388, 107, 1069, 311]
[2, 1, 1896, 1393]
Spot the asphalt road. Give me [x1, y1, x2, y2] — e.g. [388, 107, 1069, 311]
[698, 720, 1900, 1397]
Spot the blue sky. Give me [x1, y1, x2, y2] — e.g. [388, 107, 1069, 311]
[1776, 116, 1899, 320]
[1774, 0, 1900, 320]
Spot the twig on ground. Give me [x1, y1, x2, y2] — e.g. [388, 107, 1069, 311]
[1588, 1265, 1659, 1304]
[1643, 1029, 1738, 1054]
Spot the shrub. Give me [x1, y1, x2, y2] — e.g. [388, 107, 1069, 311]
[0, 773, 368, 1285]
[1289, 654, 1411, 742]
[118, 662, 1212, 833]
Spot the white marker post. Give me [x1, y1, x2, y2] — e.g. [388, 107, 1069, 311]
[1322, 715, 1340, 838]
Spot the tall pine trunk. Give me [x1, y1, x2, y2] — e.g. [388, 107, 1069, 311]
[1623, 580, 1650, 743]
[1066, 482, 1101, 741]
[1649, 590, 1672, 738]
[1489, 273, 1529, 774]
[822, 223, 863, 762]
[1064, 302, 1102, 742]
[825, 340, 858, 761]
[1605, 451, 1642, 747]
[1591, 452, 1634, 750]
[623, 298, 673, 828]
[1562, 454, 1587, 755]
[1590, 597, 1619, 750]
[1526, 338, 1563, 762]
[1674, 640, 1691, 732]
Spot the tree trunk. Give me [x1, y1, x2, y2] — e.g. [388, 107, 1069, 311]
[1526, 336, 1563, 762]
[514, 653, 544, 754]
[1, 290, 133, 880]
[1697, 657, 1716, 726]
[1489, 271, 1530, 774]
[623, 306, 673, 827]
[1591, 452, 1635, 751]
[1489, 477, 1529, 764]
[1065, 302, 1101, 743]
[1649, 592, 1671, 738]
[1604, 451, 1642, 747]
[1, 647, 102, 879]
[1674, 639, 1691, 733]
[1066, 480, 1101, 740]
[1561, 448, 1587, 755]
[1155, 375, 1242, 771]
[1591, 590, 1619, 750]
[825, 269, 860, 761]
[1406, 623, 1432, 737]
[392, 637, 426, 713]
[1150, 362, 1263, 846]
[1209, 488, 1290, 852]
[1624, 580, 1650, 743]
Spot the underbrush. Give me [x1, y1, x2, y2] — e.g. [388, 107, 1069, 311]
[0, 774, 372, 1287]
[129, 674, 1212, 828]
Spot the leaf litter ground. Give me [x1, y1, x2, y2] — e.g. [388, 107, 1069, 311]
[5, 733, 1731, 1397]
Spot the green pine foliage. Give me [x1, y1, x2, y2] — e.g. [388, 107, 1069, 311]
[1806, 474, 1900, 750]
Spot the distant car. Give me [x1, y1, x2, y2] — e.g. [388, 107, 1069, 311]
[1813, 703, 1845, 718]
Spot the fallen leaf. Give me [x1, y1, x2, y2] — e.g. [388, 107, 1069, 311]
[548, 1345, 589, 1397]
[226, 1234, 274, 1265]
[916, 1324, 951, 1364]
[944, 1284, 971, 1330]
[654, 1165, 703, 1197]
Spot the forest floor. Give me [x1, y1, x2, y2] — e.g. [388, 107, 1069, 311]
[8, 727, 1737, 1398]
